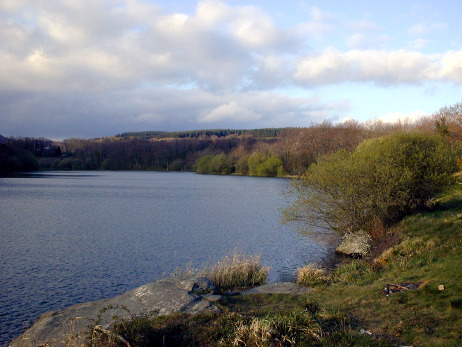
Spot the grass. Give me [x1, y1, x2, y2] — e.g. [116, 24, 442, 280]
[296, 264, 331, 286]
[201, 252, 270, 292]
[87, 185, 462, 346]
[88, 295, 384, 346]
[305, 184, 462, 346]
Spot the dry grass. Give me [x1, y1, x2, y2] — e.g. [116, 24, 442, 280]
[202, 252, 270, 291]
[296, 264, 331, 286]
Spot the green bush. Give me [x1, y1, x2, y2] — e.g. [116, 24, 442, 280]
[283, 133, 458, 234]
[248, 152, 285, 177]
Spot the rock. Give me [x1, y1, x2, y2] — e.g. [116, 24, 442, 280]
[10, 276, 220, 347]
[335, 230, 371, 258]
[176, 275, 216, 294]
[201, 294, 223, 302]
[241, 282, 312, 295]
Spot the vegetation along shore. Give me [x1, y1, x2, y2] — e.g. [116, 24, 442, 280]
[3, 102, 462, 346]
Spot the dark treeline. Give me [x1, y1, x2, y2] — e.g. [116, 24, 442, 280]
[2, 101, 461, 175]
[115, 128, 288, 140]
[50, 135, 263, 171]
[0, 137, 61, 174]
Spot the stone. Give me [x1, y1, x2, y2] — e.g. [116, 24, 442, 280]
[176, 275, 216, 294]
[335, 230, 371, 257]
[201, 294, 223, 302]
[10, 276, 220, 347]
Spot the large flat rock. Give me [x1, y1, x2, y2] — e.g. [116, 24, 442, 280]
[10, 276, 218, 347]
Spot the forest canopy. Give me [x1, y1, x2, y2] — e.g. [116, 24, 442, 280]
[1, 101, 461, 177]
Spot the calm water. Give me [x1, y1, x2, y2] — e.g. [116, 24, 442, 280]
[0, 171, 333, 344]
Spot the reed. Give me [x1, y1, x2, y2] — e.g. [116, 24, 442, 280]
[203, 252, 269, 291]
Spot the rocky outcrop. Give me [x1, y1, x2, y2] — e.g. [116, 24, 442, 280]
[10, 275, 219, 347]
[335, 230, 371, 258]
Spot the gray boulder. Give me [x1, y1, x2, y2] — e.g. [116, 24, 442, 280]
[335, 230, 371, 258]
[10, 275, 220, 347]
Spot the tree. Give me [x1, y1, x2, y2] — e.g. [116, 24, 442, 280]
[209, 153, 232, 174]
[283, 133, 458, 234]
[193, 155, 213, 174]
[256, 155, 285, 177]
[433, 102, 462, 140]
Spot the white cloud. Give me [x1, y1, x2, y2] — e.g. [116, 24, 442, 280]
[373, 110, 427, 124]
[349, 19, 380, 32]
[410, 38, 429, 50]
[0, 0, 460, 139]
[440, 51, 462, 83]
[409, 22, 448, 36]
[294, 48, 453, 86]
[409, 23, 428, 36]
[0, 87, 347, 138]
[200, 101, 262, 123]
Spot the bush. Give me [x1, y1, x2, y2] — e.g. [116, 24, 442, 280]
[248, 152, 285, 177]
[283, 133, 458, 234]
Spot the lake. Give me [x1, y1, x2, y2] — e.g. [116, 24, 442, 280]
[0, 171, 333, 344]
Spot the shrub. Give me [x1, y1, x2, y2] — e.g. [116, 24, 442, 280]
[283, 133, 458, 234]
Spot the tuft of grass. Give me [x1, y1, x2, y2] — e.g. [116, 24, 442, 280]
[202, 252, 270, 292]
[297, 263, 331, 286]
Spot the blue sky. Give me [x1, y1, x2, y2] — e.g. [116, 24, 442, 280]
[1, 0, 461, 139]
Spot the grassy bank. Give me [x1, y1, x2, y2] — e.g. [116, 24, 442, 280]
[88, 185, 462, 346]
[303, 183, 462, 346]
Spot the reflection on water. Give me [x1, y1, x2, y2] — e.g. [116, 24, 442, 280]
[0, 171, 333, 344]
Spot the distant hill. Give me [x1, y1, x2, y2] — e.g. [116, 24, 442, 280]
[0, 134, 8, 144]
[115, 128, 291, 140]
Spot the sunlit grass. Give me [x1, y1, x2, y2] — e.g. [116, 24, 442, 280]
[202, 252, 270, 292]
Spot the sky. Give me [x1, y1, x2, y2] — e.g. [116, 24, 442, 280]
[1, 0, 461, 139]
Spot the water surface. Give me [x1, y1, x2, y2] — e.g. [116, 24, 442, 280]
[0, 171, 332, 344]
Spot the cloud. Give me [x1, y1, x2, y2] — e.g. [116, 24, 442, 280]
[440, 51, 462, 84]
[0, 1, 460, 139]
[409, 22, 448, 36]
[293, 48, 462, 86]
[410, 38, 429, 50]
[374, 110, 427, 123]
[200, 101, 262, 123]
[0, 87, 347, 138]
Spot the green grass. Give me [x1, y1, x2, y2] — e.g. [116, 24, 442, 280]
[87, 185, 462, 346]
[306, 184, 462, 346]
